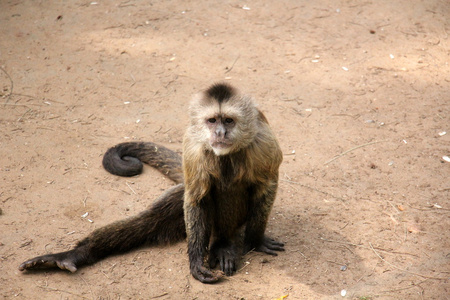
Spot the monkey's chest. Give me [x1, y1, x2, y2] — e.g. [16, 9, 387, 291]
[210, 182, 250, 237]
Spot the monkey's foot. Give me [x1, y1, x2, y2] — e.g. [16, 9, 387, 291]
[190, 264, 224, 283]
[245, 235, 285, 256]
[19, 249, 82, 273]
[208, 242, 237, 276]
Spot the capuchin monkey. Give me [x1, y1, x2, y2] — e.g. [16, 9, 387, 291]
[19, 83, 284, 283]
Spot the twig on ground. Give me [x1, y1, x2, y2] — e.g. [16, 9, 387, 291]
[37, 285, 90, 299]
[238, 261, 251, 272]
[225, 55, 240, 74]
[281, 179, 346, 202]
[369, 242, 446, 280]
[1, 66, 14, 106]
[324, 140, 386, 165]
[289, 249, 308, 259]
[126, 181, 137, 194]
[319, 237, 419, 257]
[379, 279, 428, 294]
[17, 108, 32, 122]
[150, 292, 169, 299]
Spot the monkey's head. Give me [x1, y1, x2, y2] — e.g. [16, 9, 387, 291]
[188, 83, 259, 156]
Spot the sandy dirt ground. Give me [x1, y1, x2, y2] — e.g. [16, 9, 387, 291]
[1, 0, 449, 299]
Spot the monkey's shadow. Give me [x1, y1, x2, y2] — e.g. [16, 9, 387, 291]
[260, 206, 371, 296]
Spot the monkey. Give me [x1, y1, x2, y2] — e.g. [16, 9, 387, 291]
[18, 83, 284, 283]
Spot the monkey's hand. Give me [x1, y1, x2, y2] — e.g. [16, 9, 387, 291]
[208, 242, 237, 276]
[245, 235, 285, 256]
[19, 249, 83, 273]
[190, 263, 224, 283]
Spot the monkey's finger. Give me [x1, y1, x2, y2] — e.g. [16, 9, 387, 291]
[209, 257, 218, 269]
[219, 256, 225, 273]
[265, 242, 285, 252]
[229, 259, 236, 274]
[270, 240, 285, 247]
[192, 265, 223, 283]
[262, 248, 279, 256]
[220, 257, 235, 276]
[268, 245, 285, 252]
[208, 252, 218, 269]
[264, 236, 285, 247]
[256, 243, 284, 256]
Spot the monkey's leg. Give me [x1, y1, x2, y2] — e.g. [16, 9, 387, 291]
[184, 201, 223, 283]
[19, 184, 186, 272]
[243, 181, 285, 255]
[18, 248, 88, 272]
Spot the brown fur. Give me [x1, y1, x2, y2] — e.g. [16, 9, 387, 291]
[18, 83, 284, 284]
[183, 83, 284, 283]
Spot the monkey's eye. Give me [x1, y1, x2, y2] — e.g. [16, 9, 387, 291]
[207, 118, 216, 124]
[224, 118, 234, 124]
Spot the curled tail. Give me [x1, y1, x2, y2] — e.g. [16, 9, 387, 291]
[19, 184, 186, 272]
[102, 142, 183, 184]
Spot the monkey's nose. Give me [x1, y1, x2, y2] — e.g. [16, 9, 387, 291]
[215, 127, 226, 138]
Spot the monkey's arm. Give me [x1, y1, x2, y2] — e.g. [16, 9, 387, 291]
[243, 180, 285, 255]
[19, 184, 186, 272]
[184, 199, 223, 283]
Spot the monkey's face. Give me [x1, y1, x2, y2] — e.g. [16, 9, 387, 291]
[187, 84, 259, 157]
[206, 114, 236, 156]
[200, 100, 258, 156]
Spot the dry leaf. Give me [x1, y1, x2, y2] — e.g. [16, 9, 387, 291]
[408, 224, 420, 233]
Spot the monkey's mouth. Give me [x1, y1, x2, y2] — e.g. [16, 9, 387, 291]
[211, 141, 232, 149]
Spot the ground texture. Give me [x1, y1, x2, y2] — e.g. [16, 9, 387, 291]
[1, 0, 449, 299]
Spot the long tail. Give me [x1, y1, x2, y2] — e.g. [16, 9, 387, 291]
[102, 142, 183, 184]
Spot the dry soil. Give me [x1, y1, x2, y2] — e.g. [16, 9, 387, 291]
[1, 0, 449, 299]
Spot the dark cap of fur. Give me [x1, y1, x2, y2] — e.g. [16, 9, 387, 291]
[205, 83, 236, 103]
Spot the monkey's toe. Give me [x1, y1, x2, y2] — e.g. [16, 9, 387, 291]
[56, 260, 78, 272]
[19, 257, 58, 271]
